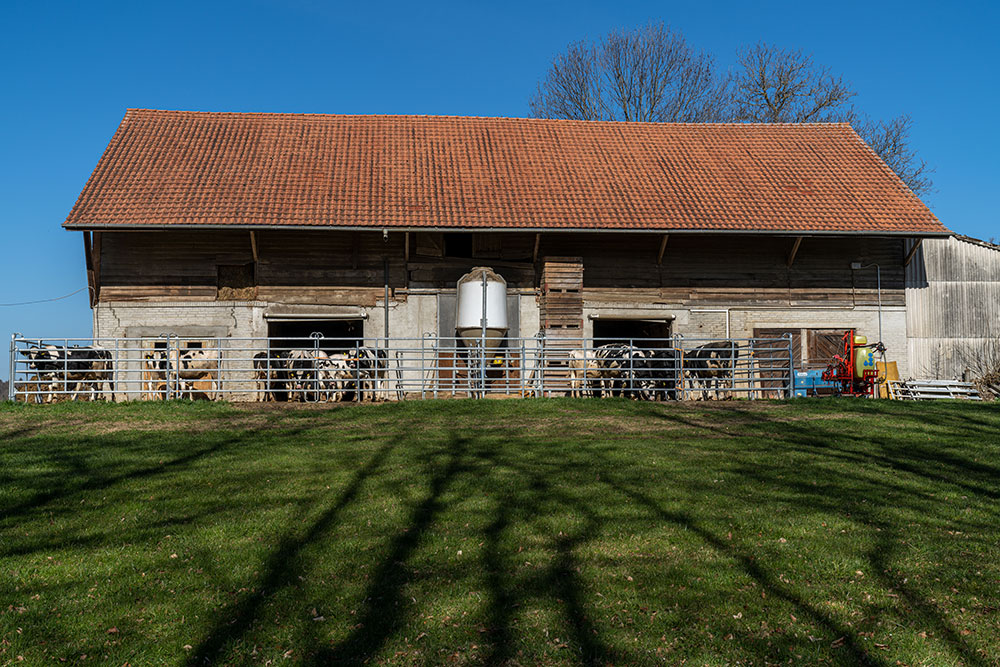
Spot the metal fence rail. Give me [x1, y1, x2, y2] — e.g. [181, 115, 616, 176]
[9, 333, 794, 403]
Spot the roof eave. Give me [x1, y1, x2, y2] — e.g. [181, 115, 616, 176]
[62, 222, 953, 237]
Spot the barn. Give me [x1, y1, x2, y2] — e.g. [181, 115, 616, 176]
[26, 109, 957, 400]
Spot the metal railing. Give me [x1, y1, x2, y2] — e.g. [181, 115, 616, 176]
[8, 333, 794, 403]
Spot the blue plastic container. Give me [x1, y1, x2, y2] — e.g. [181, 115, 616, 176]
[792, 369, 838, 397]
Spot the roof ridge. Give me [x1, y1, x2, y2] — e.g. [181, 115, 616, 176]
[123, 108, 853, 128]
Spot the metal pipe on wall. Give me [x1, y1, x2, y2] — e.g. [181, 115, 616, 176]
[384, 256, 390, 346]
[383, 227, 390, 348]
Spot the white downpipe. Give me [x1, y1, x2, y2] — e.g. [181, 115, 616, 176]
[690, 308, 731, 338]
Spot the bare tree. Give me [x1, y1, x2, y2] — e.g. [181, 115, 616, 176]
[731, 43, 854, 123]
[529, 23, 730, 123]
[958, 337, 1000, 399]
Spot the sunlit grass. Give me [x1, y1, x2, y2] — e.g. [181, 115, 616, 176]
[1, 398, 998, 665]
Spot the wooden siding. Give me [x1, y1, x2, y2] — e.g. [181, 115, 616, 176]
[906, 236, 1000, 378]
[98, 230, 905, 307]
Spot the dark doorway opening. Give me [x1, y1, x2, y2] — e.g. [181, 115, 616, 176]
[592, 319, 672, 347]
[264, 319, 366, 402]
[267, 319, 364, 353]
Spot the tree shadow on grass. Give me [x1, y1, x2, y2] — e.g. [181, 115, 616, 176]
[595, 469, 887, 666]
[481, 486, 515, 666]
[630, 402, 999, 664]
[474, 443, 618, 666]
[0, 431, 253, 528]
[306, 434, 472, 665]
[185, 438, 397, 666]
[868, 530, 992, 667]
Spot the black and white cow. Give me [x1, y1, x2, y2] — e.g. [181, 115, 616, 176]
[287, 349, 330, 402]
[315, 352, 352, 402]
[592, 343, 648, 398]
[686, 341, 740, 399]
[344, 347, 390, 401]
[635, 347, 681, 401]
[252, 350, 292, 402]
[21, 345, 115, 402]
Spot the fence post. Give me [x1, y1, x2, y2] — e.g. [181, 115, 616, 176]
[785, 333, 795, 399]
[536, 331, 546, 397]
[420, 334, 426, 399]
[674, 333, 686, 402]
[519, 338, 526, 398]
[628, 338, 634, 398]
[354, 342, 362, 402]
[730, 339, 736, 395]
[309, 332, 322, 402]
[165, 335, 174, 401]
[62, 338, 69, 401]
[8, 334, 17, 401]
[112, 337, 119, 403]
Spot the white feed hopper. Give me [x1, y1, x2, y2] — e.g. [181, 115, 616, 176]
[456, 267, 508, 349]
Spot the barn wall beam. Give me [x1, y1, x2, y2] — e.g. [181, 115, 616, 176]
[249, 231, 259, 286]
[83, 232, 96, 307]
[786, 236, 803, 268]
[903, 237, 923, 267]
[533, 233, 541, 263]
[656, 234, 670, 265]
[92, 232, 103, 303]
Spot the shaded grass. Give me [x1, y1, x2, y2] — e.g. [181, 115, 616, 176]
[1, 398, 999, 665]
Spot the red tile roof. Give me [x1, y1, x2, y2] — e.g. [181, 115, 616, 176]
[63, 109, 948, 235]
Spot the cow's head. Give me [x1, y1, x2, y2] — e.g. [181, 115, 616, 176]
[22, 345, 60, 369]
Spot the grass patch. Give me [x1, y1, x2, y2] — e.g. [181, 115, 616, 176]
[1, 398, 999, 665]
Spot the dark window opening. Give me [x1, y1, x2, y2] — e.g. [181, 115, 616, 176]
[592, 319, 672, 347]
[444, 233, 474, 258]
[266, 319, 364, 353]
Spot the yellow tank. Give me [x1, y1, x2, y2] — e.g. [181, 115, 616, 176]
[855, 344, 875, 378]
[853, 335, 867, 346]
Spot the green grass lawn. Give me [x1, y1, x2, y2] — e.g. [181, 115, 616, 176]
[1, 398, 999, 666]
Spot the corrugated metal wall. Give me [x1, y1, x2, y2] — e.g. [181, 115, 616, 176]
[906, 236, 1000, 378]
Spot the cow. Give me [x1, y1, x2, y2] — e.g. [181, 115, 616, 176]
[344, 347, 390, 401]
[286, 349, 328, 402]
[21, 345, 63, 403]
[567, 348, 602, 397]
[142, 347, 218, 400]
[252, 350, 292, 402]
[685, 341, 740, 399]
[21, 344, 116, 402]
[316, 352, 352, 402]
[592, 343, 648, 398]
[635, 348, 681, 401]
[74, 348, 114, 400]
[286, 349, 355, 402]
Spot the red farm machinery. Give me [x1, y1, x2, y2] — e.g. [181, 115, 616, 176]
[821, 329, 885, 397]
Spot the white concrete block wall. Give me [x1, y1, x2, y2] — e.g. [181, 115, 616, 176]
[90, 298, 909, 397]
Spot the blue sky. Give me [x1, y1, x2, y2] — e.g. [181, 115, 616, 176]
[1, 0, 997, 372]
